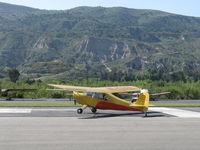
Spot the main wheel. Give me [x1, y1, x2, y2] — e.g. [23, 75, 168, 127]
[77, 108, 83, 114]
[91, 107, 97, 113]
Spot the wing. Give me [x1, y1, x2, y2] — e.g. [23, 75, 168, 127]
[47, 89, 68, 91]
[1, 89, 37, 92]
[119, 93, 139, 96]
[48, 84, 141, 93]
[150, 92, 171, 97]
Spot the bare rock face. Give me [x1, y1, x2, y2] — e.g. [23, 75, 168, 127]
[33, 37, 48, 50]
[77, 37, 131, 62]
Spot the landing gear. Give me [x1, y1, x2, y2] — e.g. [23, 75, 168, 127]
[77, 105, 97, 114]
[77, 108, 83, 114]
[91, 107, 97, 113]
[144, 112, 148, 117]
[77, 105, 88, 114]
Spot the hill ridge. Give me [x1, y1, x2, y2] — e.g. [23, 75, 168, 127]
[0, 3, 200, 81]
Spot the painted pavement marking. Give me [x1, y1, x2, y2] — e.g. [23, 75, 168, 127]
[149, 107, 200, 118]
[0, 107, 200, 118]
[32, 108, 77, 111]
[0, 109, 32, 113]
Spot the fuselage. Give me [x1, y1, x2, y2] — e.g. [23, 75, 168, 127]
[73, 92, 149, 112]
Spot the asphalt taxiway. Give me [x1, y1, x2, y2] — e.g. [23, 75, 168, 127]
[0, 107, 200, 150]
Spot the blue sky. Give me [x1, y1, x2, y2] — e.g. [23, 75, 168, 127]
[1, 0, 200, 17]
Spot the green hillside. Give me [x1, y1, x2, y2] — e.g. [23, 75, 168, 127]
[0, 3, 200, 81]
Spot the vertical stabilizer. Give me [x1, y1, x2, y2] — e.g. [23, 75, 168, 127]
[133, 90, 149, 112]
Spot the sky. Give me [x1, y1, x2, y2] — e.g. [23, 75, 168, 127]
[0, 0, 200, 17]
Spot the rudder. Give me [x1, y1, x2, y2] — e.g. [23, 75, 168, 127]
[134, 90, 149, 112]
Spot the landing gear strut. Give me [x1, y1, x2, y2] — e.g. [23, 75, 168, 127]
[144, 112, 148, 117]
[91, 107, 97, 113]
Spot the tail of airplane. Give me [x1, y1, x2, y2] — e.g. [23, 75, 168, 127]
[131, 89, 149, 112]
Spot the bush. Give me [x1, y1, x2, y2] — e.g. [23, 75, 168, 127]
[16, 93, 24, 98]
[51, 93, 65, 98]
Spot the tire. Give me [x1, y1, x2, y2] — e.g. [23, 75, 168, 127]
[77, 108, 83, 114]
[91, 107, 97, 113]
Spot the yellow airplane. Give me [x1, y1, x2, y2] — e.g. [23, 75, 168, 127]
[48, 84, 150, 117]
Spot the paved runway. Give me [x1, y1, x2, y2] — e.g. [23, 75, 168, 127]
[0, 107, 200, 118]
[0, 107, 166, 117]
[0, 107, 200, 150]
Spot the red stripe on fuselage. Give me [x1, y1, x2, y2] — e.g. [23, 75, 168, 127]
[95, 101, 141, 111]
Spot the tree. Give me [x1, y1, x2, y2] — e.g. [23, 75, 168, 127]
[8, 69, 20, 83]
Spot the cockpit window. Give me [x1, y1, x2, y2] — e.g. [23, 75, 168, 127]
[85, 93, 107, 101]
[85, 93, 93, 97]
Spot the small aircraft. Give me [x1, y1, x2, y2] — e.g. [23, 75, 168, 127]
[0, 89, 37, 100]
[48, 84, 150, 117]
[149, 92, 171, 101]
[120, 92, 171, 101]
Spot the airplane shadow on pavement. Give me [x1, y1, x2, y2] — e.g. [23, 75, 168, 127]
[79, 111, 165, 119]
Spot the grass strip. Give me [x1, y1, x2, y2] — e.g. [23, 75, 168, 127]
[0, 103, 200, 107]
[151, 104, 200, 107]
[0, 103, 82, 107]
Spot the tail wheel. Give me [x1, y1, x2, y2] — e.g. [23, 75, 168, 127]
[77, 108, 83, 114]
[91, 107, 97, 113]
[144, 112, 148, 117]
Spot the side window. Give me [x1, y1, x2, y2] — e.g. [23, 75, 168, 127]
[93, 93, 102, 99]
[90, 93, 109, 101]
[85, 93, 93, 97]
[85, 93, 109, 101]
